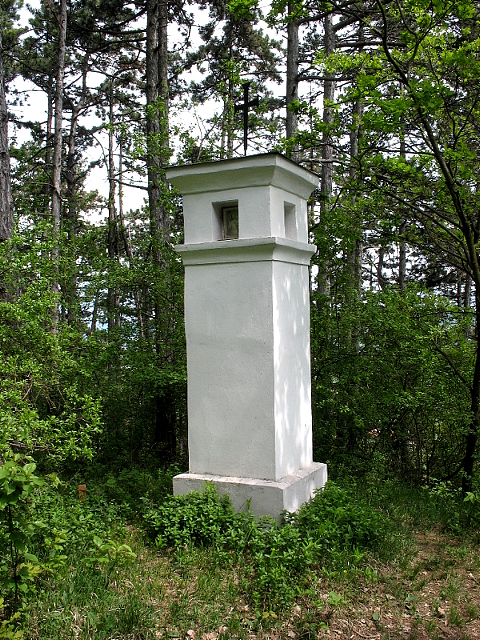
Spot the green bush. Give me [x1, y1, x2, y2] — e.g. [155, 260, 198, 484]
[101, 464, 182, 518]
[0, 454, 44, 614]
[143, 481, 389, 609]
[422, 480, 480, 534]
[144, 483, 239, 548]
[288, 482, 387, 557]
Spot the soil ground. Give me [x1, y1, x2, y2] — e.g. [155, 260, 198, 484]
[152, 531, 480, 640]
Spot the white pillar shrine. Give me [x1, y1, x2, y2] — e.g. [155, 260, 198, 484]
[167, 153, 327, 521]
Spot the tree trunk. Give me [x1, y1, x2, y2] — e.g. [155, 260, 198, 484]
[44, 84, 54, 207]
[347, 94, 363, 293]
[399, 122, 406, 291]
[321, 13, 334, 204]
[463, 289, 480, 493]
[51, 0, 67, 332]
[286, 1, 299, 162]
[377, 246, 386, 289]
[346, 91, 363, 352]
[227, 73, 234, 158]
[317, 13, 335, 296]
[146, 0, 169, 237]
[465, 274, 472, 308]
[118, 135, 145, 339]
[107, 80, 119, 335]
[0, 27, 13, 245]
[64, 60, 88, 326]
[399, 223, 406, 291]
[220, 97, 227, 159]
[146, 0, 176, 458]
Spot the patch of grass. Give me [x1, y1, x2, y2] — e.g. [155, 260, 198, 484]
[413, 575, 428, 591]
[446, 575, 460, 601]
[425, 619, 437, 634]
[449, 607, 465, 627]
[27, 560, 155, 639]
[352, 475, 480, 537]
[467, 603, 478, 620]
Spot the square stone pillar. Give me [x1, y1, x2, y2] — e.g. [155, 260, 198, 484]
[167, 153, 327, 521]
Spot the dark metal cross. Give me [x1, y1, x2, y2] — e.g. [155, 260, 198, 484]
[234, 82, 259, 156]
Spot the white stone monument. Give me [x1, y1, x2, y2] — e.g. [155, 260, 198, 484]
[166, 153, 327, 521]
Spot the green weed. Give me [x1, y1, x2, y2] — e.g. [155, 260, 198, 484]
[143, 481, 389, 610]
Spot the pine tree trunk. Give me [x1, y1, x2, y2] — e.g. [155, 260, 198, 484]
[227, 75, 234, 158]
[118, 136, 145, 339]
[347, 96, 363, 292]
[51, 0, 67, 332]
[146, 0, 169, 237]
[286, 1, 299, 162]
[317, 13, 335, 296]
[107, 80, 119, 335]
[64, 61, 88, 326]
[399, 223, 406, 291]
[399, 123, 406, 291]
[321, 13, 334, 199]
[0, 27, 13, 245]
[146, 0, 176, 458]
[347, 92, 363, 354]
[45, 84, 53, 208]
[348, 26, 364, 297]
[377, 246, 385, 290]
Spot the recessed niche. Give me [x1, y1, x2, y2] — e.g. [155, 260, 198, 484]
[213, 201, 239, 240]
[284, 202, 297, 240]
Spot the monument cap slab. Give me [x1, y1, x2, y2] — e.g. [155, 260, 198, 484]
[166, 152, 318, 198]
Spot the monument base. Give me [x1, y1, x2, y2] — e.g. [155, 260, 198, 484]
[173, 463, 328, 523]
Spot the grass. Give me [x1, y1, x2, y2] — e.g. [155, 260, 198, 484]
[3, 473, 479, 639]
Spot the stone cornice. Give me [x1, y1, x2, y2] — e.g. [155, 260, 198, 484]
[176, 236, 316, 266]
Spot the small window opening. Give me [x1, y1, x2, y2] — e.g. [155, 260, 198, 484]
[284, 202, 297, 240]
[212, 201, 239, 241]
[222, 206, 239, 240]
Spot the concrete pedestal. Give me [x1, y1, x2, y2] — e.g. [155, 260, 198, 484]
[167, 153, 327, 520]
[173, 463, 328, 523]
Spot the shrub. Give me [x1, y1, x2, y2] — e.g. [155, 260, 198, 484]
[143, 483, 240, 548]
[143, 481, 389, 609]
[288, 482, 387, 559]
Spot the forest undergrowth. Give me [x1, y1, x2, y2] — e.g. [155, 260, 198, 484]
[1, 461, 480, 640]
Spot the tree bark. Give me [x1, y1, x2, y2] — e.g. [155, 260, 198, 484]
[464, 274, 472, 308]
[286, 1, 299, 162]
[321, 13, 334, 203]
[51, 0, 67, 331]
[146, 0, 169, 238]
[0, 27, 13, 244]
[347, 95, 363, 292]
[146, 0, 176, 458]
[64, 58, 89, 325]
[347, 90, 363, 352]
[377, 246, 386, 290]
[118, 135, 145, 339]
[107, 79, 119, 334]
[317, 12, 335, 296]
[399, 120, 406, 291]
[45, 84, 54, 207]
